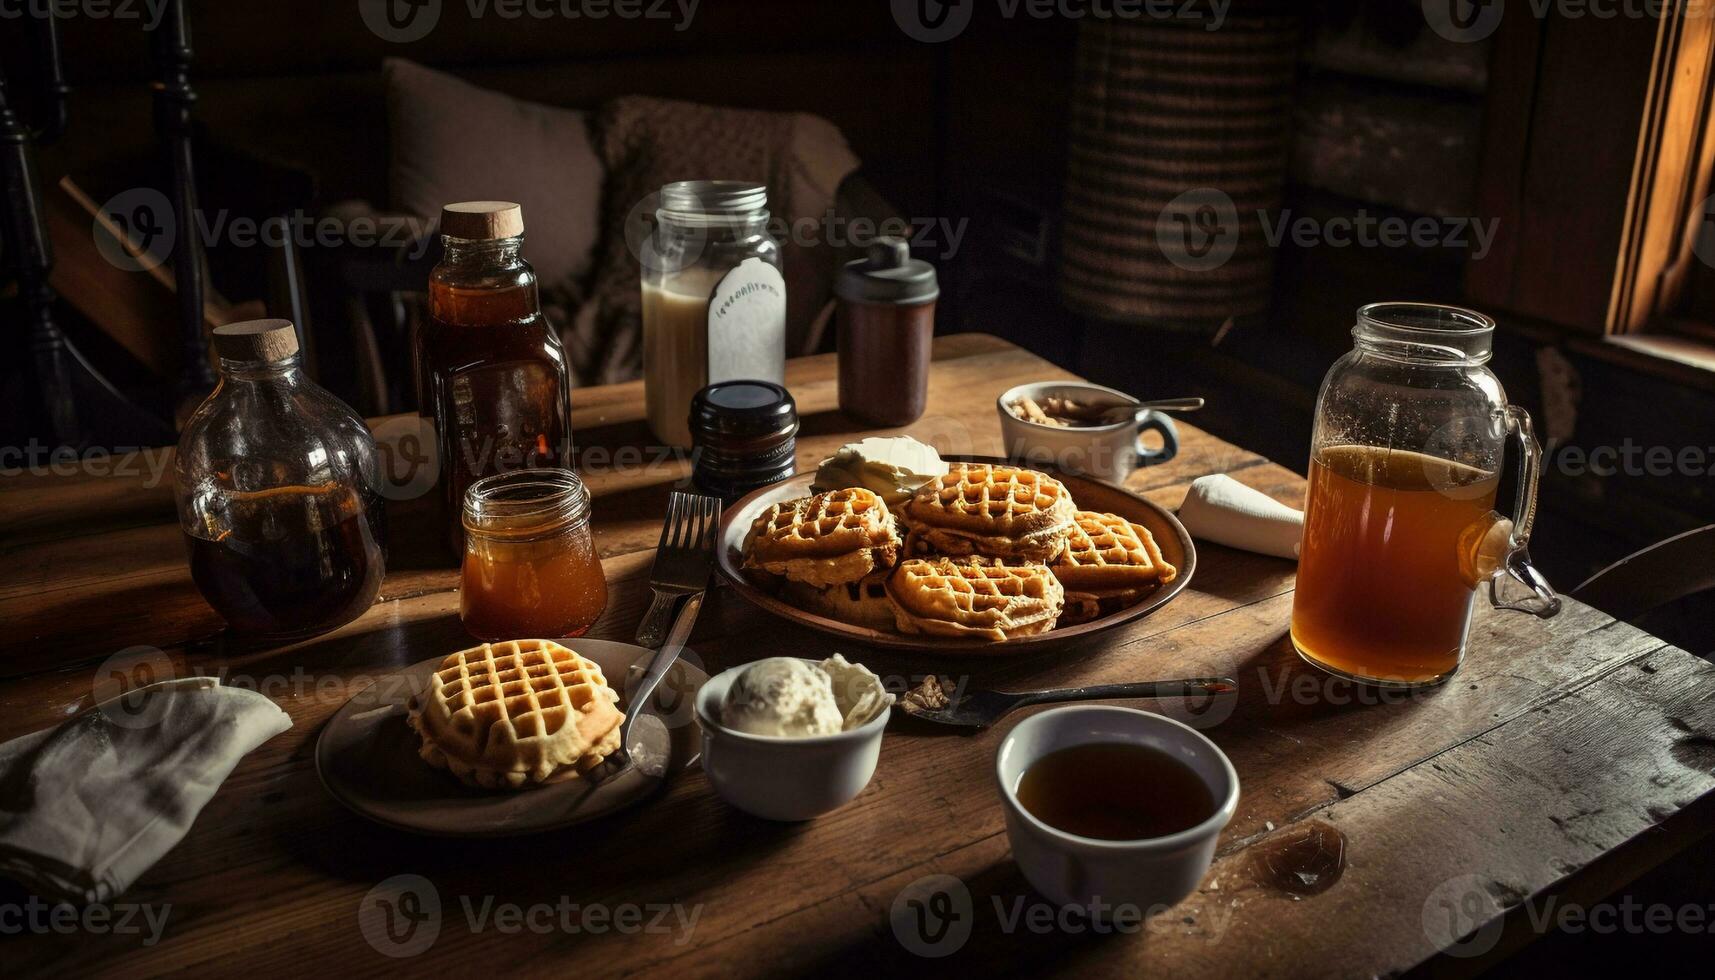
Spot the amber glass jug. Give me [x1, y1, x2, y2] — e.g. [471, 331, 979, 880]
[417, 201, 572, 546]
[1291, 303, 1560, 688]
[175, 319, 387, 640]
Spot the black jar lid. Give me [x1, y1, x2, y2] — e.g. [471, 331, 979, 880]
[689, 381, 799, 443]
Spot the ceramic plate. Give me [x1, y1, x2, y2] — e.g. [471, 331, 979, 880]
[316, 638, 705, 836]
[715, 457, 1196, 653]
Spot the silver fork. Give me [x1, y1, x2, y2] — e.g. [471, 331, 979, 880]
[635, 491, 722, 649]
[609, 491, 721, 774]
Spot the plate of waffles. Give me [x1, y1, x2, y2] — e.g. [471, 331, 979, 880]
[315, 638, 706, 836]
[717, 456, 1196, 652]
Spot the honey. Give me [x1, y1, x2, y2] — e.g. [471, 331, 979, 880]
[459, 470, 607, 641]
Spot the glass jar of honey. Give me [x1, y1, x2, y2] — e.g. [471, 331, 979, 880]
[460, 469, 607, 641]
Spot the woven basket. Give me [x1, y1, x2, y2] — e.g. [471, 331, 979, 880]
[1058, 14, 1300, 329]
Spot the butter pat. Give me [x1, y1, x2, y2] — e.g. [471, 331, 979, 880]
[813, 436, 948, 505]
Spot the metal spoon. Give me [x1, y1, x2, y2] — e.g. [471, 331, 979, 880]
[896, 676, 1236, 731]
[1100, 397, 1205, 423]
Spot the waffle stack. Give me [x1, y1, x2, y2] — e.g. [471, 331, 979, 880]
[744, 462, 1177, 643]
[903, 464, 1077, 563]
[742, 488, 901, 589]
[407, 639, 623, 790]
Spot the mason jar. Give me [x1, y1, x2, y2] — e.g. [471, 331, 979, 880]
[460, 468, 607, 641]
[640, 180, 786, 448]
[1290, 302, 1560, 688]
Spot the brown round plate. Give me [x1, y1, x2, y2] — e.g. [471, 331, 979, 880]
[315, 639, 706, 836]
[715, 457, 1196, 653]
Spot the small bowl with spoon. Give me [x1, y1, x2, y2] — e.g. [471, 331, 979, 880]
[999, 381, 1204, 484]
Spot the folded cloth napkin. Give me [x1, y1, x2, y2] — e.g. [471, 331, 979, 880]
[0, 677, 290, 904]
[1177, 474, 1305, 560]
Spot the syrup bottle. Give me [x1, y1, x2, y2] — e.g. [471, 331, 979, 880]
[417, 202, 573, 544]
[174, 319, 387, 640]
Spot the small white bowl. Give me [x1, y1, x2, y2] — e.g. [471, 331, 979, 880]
[995, 705, 1239, 915]
[695, 660, 888, 821]
[998, 381, 1179, 484]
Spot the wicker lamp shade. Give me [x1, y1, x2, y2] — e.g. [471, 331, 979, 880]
[1058, 14, 1300, 329]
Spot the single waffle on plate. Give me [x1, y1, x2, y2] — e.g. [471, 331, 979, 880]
[407, 639, 623, 790]
[743, 488, 901, 588]
[1051, 511, 1176, 623]
[885, 556, 1066, 642]
[902, 464, 1076, 563]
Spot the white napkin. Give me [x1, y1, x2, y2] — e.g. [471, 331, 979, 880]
[1177, 474, 1304, 560]
[0, 677, 290, 904]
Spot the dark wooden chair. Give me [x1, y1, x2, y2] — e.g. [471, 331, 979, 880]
[1571, 525, 1715, 655]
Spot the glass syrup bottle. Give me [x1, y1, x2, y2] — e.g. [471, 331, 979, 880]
[416, 201, 573, 546]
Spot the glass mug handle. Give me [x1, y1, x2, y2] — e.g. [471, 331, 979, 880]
[1487, 405, 1561, 618]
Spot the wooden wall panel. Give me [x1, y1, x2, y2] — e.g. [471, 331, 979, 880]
[1467, 13, 1664, 333]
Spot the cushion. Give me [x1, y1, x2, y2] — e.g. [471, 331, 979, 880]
[383, 58, 603, 289]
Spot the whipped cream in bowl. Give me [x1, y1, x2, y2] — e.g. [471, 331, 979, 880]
[698, 655, 895, 820]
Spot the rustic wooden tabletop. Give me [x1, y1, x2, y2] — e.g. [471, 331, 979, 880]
[1, 334, 1711, 977]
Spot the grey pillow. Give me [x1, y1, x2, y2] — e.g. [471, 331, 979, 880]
[384, 57, 603, 289]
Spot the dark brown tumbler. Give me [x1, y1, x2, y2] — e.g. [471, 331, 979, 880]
[836, 238, 939, 427]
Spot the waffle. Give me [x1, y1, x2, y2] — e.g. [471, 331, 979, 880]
[783, 571, 897, 629]
[743, 488, 901, 587]
[903, 464, 1076, 562]
[1051, 511, 1175, 624]
[407, 639, 624, 790]
[886, 556, 1066, 642]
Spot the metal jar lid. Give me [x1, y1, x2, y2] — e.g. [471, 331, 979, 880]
[835, 237, 939, 305]
[659, 181, 769, 217]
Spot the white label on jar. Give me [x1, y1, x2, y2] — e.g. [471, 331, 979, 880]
[706, 257, 786, 384]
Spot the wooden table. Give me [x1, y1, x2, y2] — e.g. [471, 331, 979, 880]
[3, 334, 1712, 976]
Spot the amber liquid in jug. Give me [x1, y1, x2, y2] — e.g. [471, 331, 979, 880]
[417, 203, 572, 537]
[187, 483, 386, 639]
[1290, 445, 1500, 684]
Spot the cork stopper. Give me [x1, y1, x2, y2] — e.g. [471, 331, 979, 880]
[212, 319, 299, 362]
[440, 201, 525, 240]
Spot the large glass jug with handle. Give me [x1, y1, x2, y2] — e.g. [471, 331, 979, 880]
[1291, 302, 1560, 688]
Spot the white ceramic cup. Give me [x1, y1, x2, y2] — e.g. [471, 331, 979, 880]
[997, 381, 1179, 484]
[695, 660, 887, 821]
[995, 705, 1239, 915]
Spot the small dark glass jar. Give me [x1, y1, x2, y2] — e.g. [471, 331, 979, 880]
[688, 381, 799, 500]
